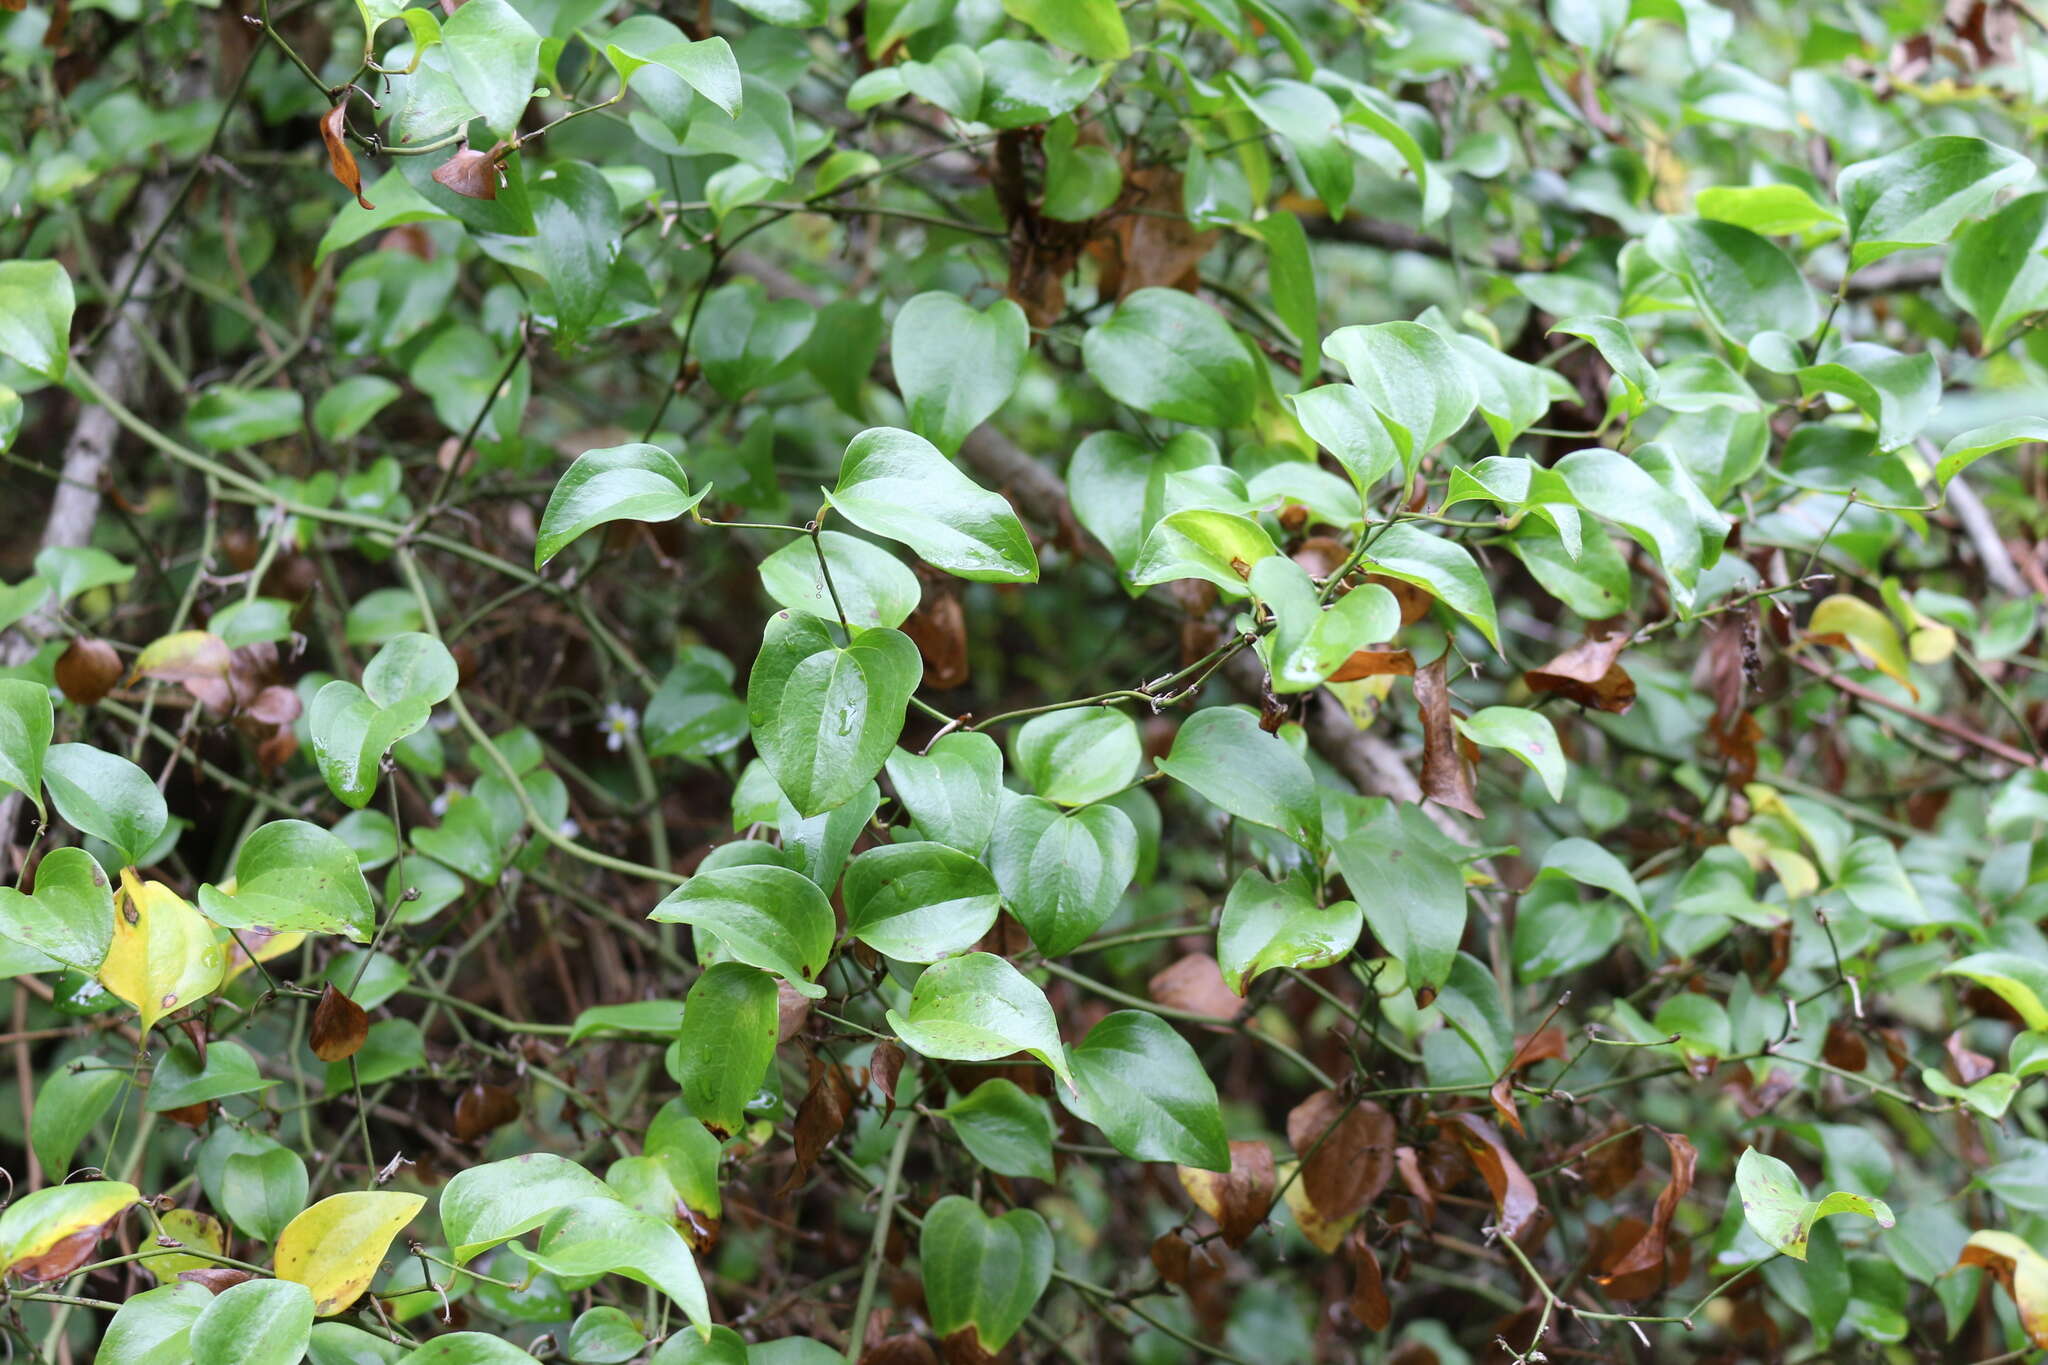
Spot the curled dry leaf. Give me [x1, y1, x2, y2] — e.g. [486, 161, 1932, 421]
[1945, 1028, 1996, 1084]
[1488, 1027, 1568, 1135]
[870, 1039, 904, 1118]
[1571, 1118, 1644, 1199]
[1957, 1231, 2048, 1349]
[319, 104, 374, 210]
[433, 147, 500, 200]
[177, 1267, 256, 1295]
[1523, 625, 1636, 715]
[453, 1083, 521, 1142]
[1393, 1144, 1437, 1230]
[1148, 953, 1242, 1019]
[309, 984, 369, 1062]
[1176, 1139, 1276, 1248]
[783, 1059, 854, 1194]
[1286, 1090, 1394, 1222]
[54, 638, 122, 705]
[1348, 1232, 1391, 1330]
[1328, 649, 1415, 682]
[1595, 1128, 1696, 1287]
[1414, 656, 1482, 819]
[1445, 1112, 1544, 1245]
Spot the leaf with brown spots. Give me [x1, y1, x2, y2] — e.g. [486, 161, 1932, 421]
[320, 104, 374, 210]
[1414, 656, 1482, 819]
[1445, 1112, 1544, 1244]
[1595, 1128, 1696, 1286]
[1148, 953, 1241, 1020]
[1286, 1090, 1394, 1221]
[309, 984, 368, 1062]
[432, 147, 500, 200]
[1523, 626, 1635, 714]
[1177, 1140, 1275, 1247]
[54, 638, 121, 705]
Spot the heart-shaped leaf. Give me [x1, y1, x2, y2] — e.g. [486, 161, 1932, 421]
[826, 427, 1038, 583]
[536, 444, 706, 569]
[892, 293, 1029, 455]
[886, 953, 1072, 1087]
[988, 793, 1137, 956]
[1065, 1010, 1229, 1170]
[1216, 868, 1363, 995]
[747, 612, 921, 817]
[0, 846, 113, 971]
[198, 820, 375, 941]
[919, 1195, 1053, 1353]
[648, 864, 836, 997]
[843, 840, 1002, 963]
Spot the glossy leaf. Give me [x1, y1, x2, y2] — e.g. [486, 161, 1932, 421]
[746, 611, 920, 817]
[1066, 1010, 1229, 1170]
[920, 1196, 1054, 1352]
[886, 953, 1072, 1088]
[826, 427, 1037, 583]
[276, 1191, 427, 1315]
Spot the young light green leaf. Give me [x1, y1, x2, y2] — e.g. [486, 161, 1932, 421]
[526, 1198, 711, 1332]
[1645, 217, 1819, 343]
[535, 444, 705, 569]
[1356, 522, 1501, 649]
[309, 682, 432, 810]
[441, 1153, 621, 1264]
[843, 841, 1001, 963]
[1323, 322, 1477, 470]
[1001, 0, 1129, 59]
[197, 820, 375, 941]
[1934, 418, 2048, 490]
[1129, 508, 1280, 598]
[826, 427, 1038, 583]
[758, 531, 919, 632]
[1252, 558, 1400, 693]
[1455, 707, 1567, 801]
[1943, 952, 2048, 1030]
[648, 864, 836, 998]
[746, 612, 920, 817]
[885, 953, 1072, 1088]
[1216, 868, 1363, 995]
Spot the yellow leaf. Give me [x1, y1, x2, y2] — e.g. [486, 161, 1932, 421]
[1808, 594, 1917, 700]
[1908, 622, 1956, 665]
[1958, 1230, 2048, 1349]
[144, 1208, 225, 1283]
[0, 1181, 140, 1279]
[130, 629, 231, 686]
[275, 1190, 427, 1316]
[99, 871, 227, 1034]
[1277, 1159, 1355, 1253]
[1764, 847, 1818, 900]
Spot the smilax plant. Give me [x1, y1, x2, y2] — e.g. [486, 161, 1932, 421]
[2, 0, 2048, 1362]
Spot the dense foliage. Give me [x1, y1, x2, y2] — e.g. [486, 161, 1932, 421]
[3, 0, 2048, 1361]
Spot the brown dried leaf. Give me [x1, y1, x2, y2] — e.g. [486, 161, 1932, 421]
[1488, 1028, 1567, 1135]
[1946, 1029, 1996, 1085]
[54, 638, 122, 705]
[1414, 657, 1482, 819]
[1328, 649, 1414, 682]
[1286, 1091, 1395, 1222]
[1822, 1017, 1868, 1072]
[1957, 1232, 2048, 1349]
[861, 1337, 940, 1365]
[1393, 1144, 1438, 1229]
[870, 1039, 904, 1118]
[776, 980, 813, 1043]
[309, 984, 369, 1062]
[1596, 1128, 1696, 1286]
[1098, 166, 1217, 297]
[433, 147, 500, 200]
[178, 1267, 256, 1295]
[320, 104, 374, 210]
[160, 1100, 215, 1129]
[1446, 1112, 1544, 1244]
[1176, 1140, 1276, 1248]
[1368, 574, 1434, 626]
[904, 581, 969, 690]
[1574, 1120, 1644, 1199]
[245, 684, 302, 728]
[453, 1083, 521, 1142]
[1523, 627, 1636, 715]
[1293, 536, 1349, 580]
[1149, 1228, 1226, 1290]
[1348, 1233, 1391, 1331]
[8, 1227, 105, 1282]
[1148, 953, 1241, 1019]
[783, 1059, 853, 1193]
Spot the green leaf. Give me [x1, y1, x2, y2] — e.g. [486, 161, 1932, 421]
[941, 1079, 1056, 1182]
[675, 962, 778, 1135]
[1944, 952, 2048, 1030]
[974, 39, 1104, 129]
[746, 612, 920, 817]
[0, 845, 110, 971]
[827, 427, 1038, 583]
[309, 682, 430, 810]
[900, 46, 984, 120]
[1921, 1068, 2018, 1119]
[686, 75, 797, 179]
[198, 820, 376, 941]
[1252, 212, 1321, 383]
[536, 443, 705, 569]
[0, 260, 75, 382]
[1837, 135, 2033, 273]
[1944, 190, 2048, 352]
[886, 953, 1072, 1087]
[1216, 868, 1363, 995]
[843, 841, 1002, 962]
[1066, 1010, 1229, 1169]
[32, 1055, 125, 1178]
[441, 1153, 620, 1264]
[1287, 384, 1401, 492]
[1067, 431, 1219, 584]
[988, 793, 1136, 956]
[697, 280, 814, 399]
[1833, 836, 1929, 931]
[1735, 1148, 1895, 1260]
[441, 0, 540, 140]
[566, 1306, 646, 1365]
[920, 1196, 1054, 1353]
[213, 1138, 306, 1243]
[1231, 77, 1353, 214]
[885, 731, 1004, 855]
[1551, 0, 1627, 49]
[189, 1279, 314, 1365]
[604, 29, 741, 117]
[1002, 0, 1129, 59]
[650, 864, 836, 998]
[1252, 558, 1400, 693]
[1456, 707, 1567, 801]
[1753, 337, 1940, 452]
[1553, 448, 1703, 607]
[1356, 522, 1501, 649]
[525, 1198, 710, 1332]
[94, 1284, 211, 1365]
[531, 161, 625, 351]
[150, 1038, 272, 1111]
[567, 1000, 684, 1044]
[729, 0, 827, 24]
[1012, 708, 1140, 806]
[42, 743, 169, 868]
[1082, 289, 1255, 428]
[1323, 322, 1478, 471]
[1131, 509, 1280, 597]
[1042, 116, 1121, 221]
[1645, 217, 1819, 344]
[1933, 417, 2048, 490]
[410, 1334, 546, 1364]
[1549, 315, 1657, 405]
[1695, 183, 1842, 236]
[1155, 706, 1321, 849]
[893, 293, 1029, 456]
[645, 647, 748, 760]
[759, 531, 918, 632]
[186, 386, 304, 450]
[1334, 804, 1465, 992]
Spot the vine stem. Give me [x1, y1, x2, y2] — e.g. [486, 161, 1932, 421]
[845, 1110, 919, 1361]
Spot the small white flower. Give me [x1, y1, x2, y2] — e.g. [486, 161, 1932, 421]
[430, 785, 464, 817]
[429, 708, 458, 734]
[600, 702, 638, 752]
[558, 818, 581, 840]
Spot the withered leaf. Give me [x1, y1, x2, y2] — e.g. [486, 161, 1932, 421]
[178, 1267, 256, 1295]
[54, 638, 122, 705]
[1946, 1029, 1996, 1085]
[1488, 1027, 1567, 1135]
[783, 1060, 853, 1194]
[320, 104, 374, 210]
[904, 581, 969, 690]
[861, 1337, 940, 1365]
[433, 147, 500, 200]
[1524, 626, 1635, 715]
[244, 684, 302, 728]
[1393, 1144, 1437, 1229]
[1822, 1017, 1868, 1072]
[160, 1100, 215, 1129]
[1574, 1119, 1644, 1199]
[1328, 649, 1415, 682]
[1348, 1233, 1391, 1331]
[1096, 166, 1218, 298]
[1149, 1228, 1225, 1291]
[776, 980, 813, 1044]
[1367, 574, 1434, 626]
[8, 1227, 105, 1282]
[309, 984, 369, 1062]
[1286, 1090, 1394, 1222]
[1958, 1232, 2048, 1349]
[1177, 1139, 1276, 1248]
[870, 1039, 904, 1118]
[1595, 1128, 1695, 1286]
[1148, 953, 1241, 1020]
[1414, 656, 1481, 819]
[453, 1083, 521, 1142]
[1445, 1112, 1544, 1245]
